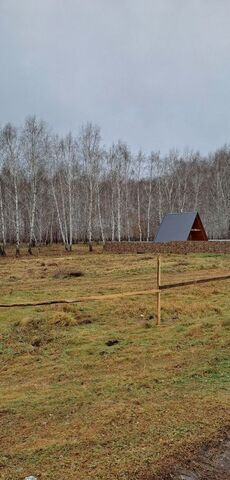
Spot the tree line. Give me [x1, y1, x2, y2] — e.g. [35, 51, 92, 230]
[0, 116, 229, 255]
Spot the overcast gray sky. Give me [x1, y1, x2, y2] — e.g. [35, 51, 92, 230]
[1, 0, 230, 154]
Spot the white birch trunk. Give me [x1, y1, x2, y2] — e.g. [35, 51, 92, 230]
[68, 168, 73, 251]
[0, 182, 6, 255]
[51, 182, 66, 246]
[88, 179, 93, 250]
[125, 181, 130, 241]
[28, 177, 37, 254]
[50, 213, 53, 244]
[137, 183, 142, 241]
[158, 178, 163, 224]
[59, 176, 68, 249]
[14, 175, 20, 256]
[147, 181, 152, 242]
[117, 179, 121, 242]
[111, 189, 115, 241]
[97, 184, 105, 243]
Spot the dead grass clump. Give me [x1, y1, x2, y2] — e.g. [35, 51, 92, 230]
[185, 325, 203, 338]
[61, 304, 77, 313]
[51, 310, 93, 327]
[6, 310, 94, 351]
[50, 311, 78, 327]
[5, 311, 93, 354]
[11, 311, 76, 335]
[13, 315, 43, 333]
[8, 315, 54, 350]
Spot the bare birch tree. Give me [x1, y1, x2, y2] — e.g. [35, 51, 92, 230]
[0, 164, 6, 255]
[61, 133, 77, 251]
[136, 150, 144, 241]
[79, 123, 102, 251]
[21, 116, 48, 254]
[107, 146, 117, 241]
[1, 123, 21, 256]
[50, 134, 78, 251]
[145, 152, 159, 241]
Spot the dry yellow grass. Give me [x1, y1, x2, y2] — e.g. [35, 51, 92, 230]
[0, 244, 229, 479]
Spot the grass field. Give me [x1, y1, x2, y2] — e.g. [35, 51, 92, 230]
[0, 245, 230, 479]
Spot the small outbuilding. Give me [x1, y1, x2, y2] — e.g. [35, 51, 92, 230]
[154, 212, 208, 243]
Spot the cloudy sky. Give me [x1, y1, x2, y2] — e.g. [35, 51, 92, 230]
[1, 0, 230, 153]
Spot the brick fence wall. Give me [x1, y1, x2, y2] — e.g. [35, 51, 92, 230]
[104, 241, 230, 254]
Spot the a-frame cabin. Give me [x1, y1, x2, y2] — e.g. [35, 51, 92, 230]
[154, 212, 208, 243]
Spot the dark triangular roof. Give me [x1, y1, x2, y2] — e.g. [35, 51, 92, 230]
[154, 212, 207, 243]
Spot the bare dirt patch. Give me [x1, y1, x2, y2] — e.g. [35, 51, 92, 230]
[164, 429, 230, 480]
[53, 270, 84, 279]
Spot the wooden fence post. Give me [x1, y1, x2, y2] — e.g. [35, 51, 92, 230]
[156, 255, 161, 325]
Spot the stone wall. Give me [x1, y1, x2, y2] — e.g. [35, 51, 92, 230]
[104, 241, 230, 254]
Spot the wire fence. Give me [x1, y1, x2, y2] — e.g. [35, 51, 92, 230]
[0, 256, 229, 327]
